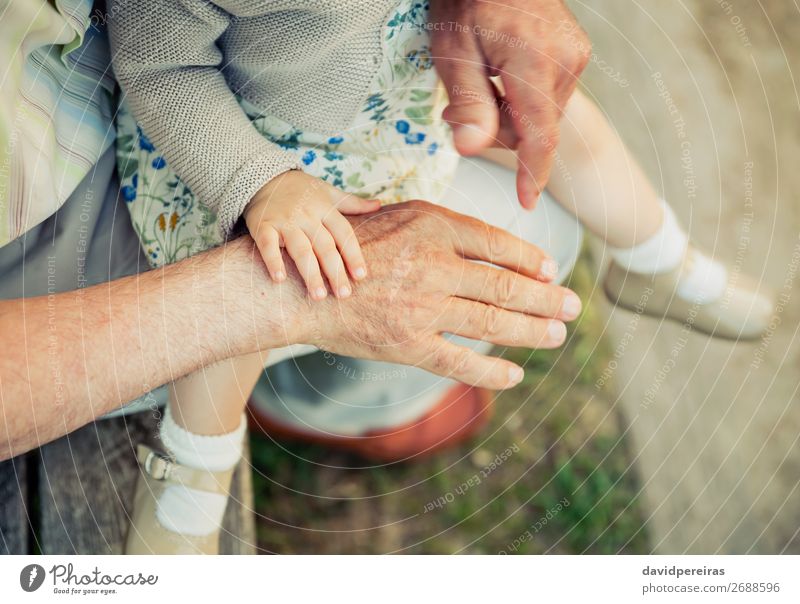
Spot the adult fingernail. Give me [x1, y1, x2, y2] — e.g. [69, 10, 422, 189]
[338, 285, 352, 298]
[508, 366, 524, 385]
[541, 258, 559, 280]
[561, 294, 582, 319]
[314, 287, 327, 300]
[354, 267, 367, 280]
[548, 320, 567, 344]
[275, 271, 286, 282]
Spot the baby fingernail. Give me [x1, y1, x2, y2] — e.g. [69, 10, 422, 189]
[354, 267, 367, 279]
[338, 285, 352, 298]
[548, 320, 567, 343]
[562, 294, 582, 319]
[508, 366, 524, 385]
[541, 258, 559, 280]
[314, 287, 327, 300]
[275, 271, 286, 281]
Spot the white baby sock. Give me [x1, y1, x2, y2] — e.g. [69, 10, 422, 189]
[155, 406, 246, 537]
[610, 201, 728, 304]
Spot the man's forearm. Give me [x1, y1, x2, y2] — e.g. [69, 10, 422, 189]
[0, 237, 304, 460]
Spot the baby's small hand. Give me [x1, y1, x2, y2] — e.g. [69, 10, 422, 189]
[244, 170, 380, 300]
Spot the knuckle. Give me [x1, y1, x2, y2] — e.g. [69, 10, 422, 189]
[425, 250, 448, 271]
[293, 239, 313, 255]
[521, 285, 545, 313]
[488, 227, 508, 258]
[341, 238, 360, 256]
[432, 344, 472, 377]
[431, 349, 449, 375]
[525, 245, 544, 271]
[385, 313, 412, 344]
[511, 23, 534, 43]
[576, 31, 592, 63]
[283, 227, 302, 241]
[284, 214, 301, 229]
[296, 204, 314, 218]
[538, 127, 560, 154]
[493, 271, 516, 306]
[451, 347, 473, 376]
[316, 238, 338, 257]
[296, 252, 316, 269]
[256, 232, 273, 250]
[480, 305, 502, 337]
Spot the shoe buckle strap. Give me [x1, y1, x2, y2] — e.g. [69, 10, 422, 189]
[136, 445, 234, 494]
[143, 450, 174, 481]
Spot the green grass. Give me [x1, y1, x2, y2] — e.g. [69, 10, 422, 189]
[249, 249, 650, 553]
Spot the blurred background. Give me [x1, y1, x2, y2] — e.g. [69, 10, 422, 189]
[248, 0, 799, 553]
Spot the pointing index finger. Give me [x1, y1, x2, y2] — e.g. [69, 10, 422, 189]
[500, 70, 562, 208]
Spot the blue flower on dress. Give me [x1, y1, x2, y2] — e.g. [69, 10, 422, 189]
[404, 132, 426, 145]
[137, 127, 155, 152]
[365, 94, 384, 111]
[427, 142, 438, 156]
[132, 174, 138, 187]
[327, 136, 344, 145]
[395, 120, 410, 134]
[274, 128, 302, 150]
[122, 185, 137, 202]
[302, 150, 317, 165]
[323, 165, 345, 189]
[152, 157, 167, 170]
[364, 93, 388, 122]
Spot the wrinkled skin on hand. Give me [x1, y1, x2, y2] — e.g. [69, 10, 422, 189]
[290, 201, 581, 390]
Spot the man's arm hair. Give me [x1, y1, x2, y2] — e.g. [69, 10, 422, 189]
[0, 237, 303, 461]
[0, 201, 580, 461]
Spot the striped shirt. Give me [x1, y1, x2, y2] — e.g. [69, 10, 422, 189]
[0, 0, 115, 248]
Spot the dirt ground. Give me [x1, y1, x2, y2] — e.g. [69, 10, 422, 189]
[570, 0, 800, 553]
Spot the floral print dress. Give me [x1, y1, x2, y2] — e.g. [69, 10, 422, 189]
[115, 0, 458, 268]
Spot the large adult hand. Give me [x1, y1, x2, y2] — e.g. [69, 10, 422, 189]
[430, 0, 591, 208]
[287, 201, 581, 390]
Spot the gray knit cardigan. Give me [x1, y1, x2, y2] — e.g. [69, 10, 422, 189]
[108, 0, 400, 236]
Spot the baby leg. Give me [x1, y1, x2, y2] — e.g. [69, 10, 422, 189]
[543, 88, 666, 248]
[545, 89, 737, 305]
[481, 88, 771, 338]
[155, 353, 265, 538]
[169, 353, 264, 436]
[483, 88, 665, 248]
[485, 89, 715, 288]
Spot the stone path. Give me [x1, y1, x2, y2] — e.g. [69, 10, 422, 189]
[570, 0, 800, 553]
